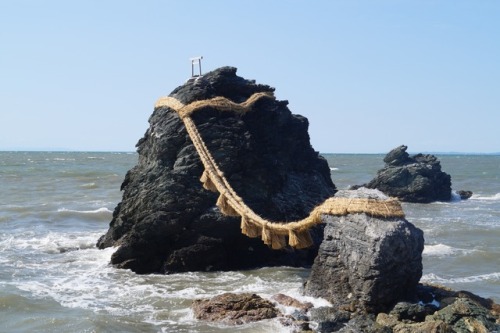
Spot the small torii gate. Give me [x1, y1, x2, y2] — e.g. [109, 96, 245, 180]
[190, 56, 203, 77]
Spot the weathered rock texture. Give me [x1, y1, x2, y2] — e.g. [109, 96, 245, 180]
[364, 145, 452, 203]
[97, 66, 336, 274]
[304, 188, 424, 314]
[375, 285, 500, 333]
[192, 293, 279, 325]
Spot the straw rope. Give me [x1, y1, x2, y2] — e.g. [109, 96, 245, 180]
[155, 93, 406, 249]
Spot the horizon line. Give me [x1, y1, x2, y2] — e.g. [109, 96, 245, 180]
[1, 149, 499, 156]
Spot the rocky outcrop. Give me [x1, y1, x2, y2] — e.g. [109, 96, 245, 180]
[457, 189, 473, 200]
[304, 188, 424, 314]
[96, 66, 336, 274]
[189, 289, 500, 331]
[364, 145, 452, 203]
[192, 293, 279, 325]
[305, 285, 500, 332]
[375, 285, 500, 333]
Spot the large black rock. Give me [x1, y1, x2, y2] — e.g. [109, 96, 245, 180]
[364, 145, 452, 203]
[97, 67, 336, 274]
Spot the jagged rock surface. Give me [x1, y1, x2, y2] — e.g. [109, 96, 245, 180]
[96, 66, 336, 274]
[192, 293, 279, 325]
[304, 188, 424, 314]
[364, 145, 452, 203]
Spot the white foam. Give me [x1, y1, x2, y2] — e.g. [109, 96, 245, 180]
[53, 158, 75, 161]
[423, 244, 456, 256]
[450, 191, 461, 202]
[57, 207, 112, 214]
[423, 243, 472, 257]
[80, 182, 97, 189]
[471, 192, 500, 201]
[422, 272, 500, 284]
[0, 231, 104, 254]
[329, 167, 339, 171]
[5, 254, 323, 328]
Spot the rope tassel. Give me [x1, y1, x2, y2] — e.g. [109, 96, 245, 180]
[216, 194, 240, 217]
[200, 170, 218, 192]
[261, 224, 287, 249]
[271, 234, 287, 250]
[288, 229, 313, 249]
[241, 217, 261, 238]
[261, 224, 272, 246]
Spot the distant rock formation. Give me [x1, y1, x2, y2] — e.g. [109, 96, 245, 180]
[304, 188, 424, 313]
[96, 66, 336, 274]
[363, 145, 452, 203]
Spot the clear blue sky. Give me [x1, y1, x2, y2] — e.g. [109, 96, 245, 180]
[1, 1, 499, 153]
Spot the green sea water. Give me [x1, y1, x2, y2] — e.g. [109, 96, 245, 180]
[0, 152, 498, 332]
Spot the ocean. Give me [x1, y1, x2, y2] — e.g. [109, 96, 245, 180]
[0, 151, 498, 332]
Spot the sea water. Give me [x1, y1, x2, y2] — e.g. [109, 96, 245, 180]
[0, 151, 498, 332]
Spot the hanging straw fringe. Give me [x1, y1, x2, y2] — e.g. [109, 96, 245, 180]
[271, 234, 287, 250]
[288, 229, 313, 249]
[200, 170, 218, 192]
[261, 224, 272, 246]
[216, 194, 239, 217]
[241, 217, 261, 238]
[155, 93, 407, 251]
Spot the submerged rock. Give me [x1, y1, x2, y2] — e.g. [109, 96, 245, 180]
[457, 189, 473, 200]
[271, 293, 313, 311]
[364, 145, 452, 203]
[304, 188, 424, 314]
[96, 66, 336, 274]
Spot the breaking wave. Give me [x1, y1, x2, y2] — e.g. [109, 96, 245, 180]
[471, 193, 500, 201]
[423, 244, 472, 257]
[421, 272, 500, 284]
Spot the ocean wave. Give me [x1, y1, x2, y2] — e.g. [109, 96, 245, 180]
[57, 207, 112, 214]
[329, 167, 339, 171]
[470, 192, 500, 201]
[53, 158, 76, 161]
[0, 231, 104, 254]
[421, 272, 500, 284]
[423, 244, 473, 257]
[7, 260, 324, 329]
[80, 182, 98, 189]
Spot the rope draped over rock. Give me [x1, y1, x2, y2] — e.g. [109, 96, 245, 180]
[155, 92, 406, 249]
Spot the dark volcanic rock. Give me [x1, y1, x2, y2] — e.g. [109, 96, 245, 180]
[304, 188, 424, 314]
[192, 293, 279, 325]
[96, 66, 336, 274]
[365, 145, 452, 203]
[457, 189, 473, 200]
[309, 307, 352, 332]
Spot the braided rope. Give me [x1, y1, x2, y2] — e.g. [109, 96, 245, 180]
[155, 93, 405, 249]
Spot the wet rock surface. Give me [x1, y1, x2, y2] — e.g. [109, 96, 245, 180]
[192, 293, 279, 325]
[304, 285, 499, 332]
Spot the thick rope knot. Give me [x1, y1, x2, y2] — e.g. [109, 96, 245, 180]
[154, 92, 406, 250]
